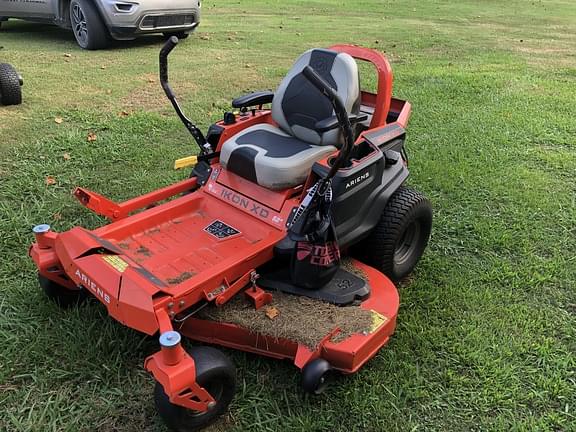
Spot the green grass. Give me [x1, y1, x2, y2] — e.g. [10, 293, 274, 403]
[1, 0, 575, 430]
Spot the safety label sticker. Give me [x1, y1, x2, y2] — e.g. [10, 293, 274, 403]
[102, 255, 129, 273]
[204, 220, 240, 239]
[369, 310, 389, 333]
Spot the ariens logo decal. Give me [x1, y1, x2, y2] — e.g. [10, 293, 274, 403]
[74, 269, 111, 304]
[345, 171, 370, 189]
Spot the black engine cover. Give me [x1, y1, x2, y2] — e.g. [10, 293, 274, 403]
[312, 140, 408, 248]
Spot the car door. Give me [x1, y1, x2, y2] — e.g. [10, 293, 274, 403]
[0, 0, 54, 19]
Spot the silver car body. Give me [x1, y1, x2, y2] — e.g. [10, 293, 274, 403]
[0, 0, 201, 40]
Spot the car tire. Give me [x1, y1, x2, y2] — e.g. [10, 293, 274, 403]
[70, 0, 109, 50]
[0, 63, 23, 106]
[356, 186, 432, 282]
[163, 32, 190, 40]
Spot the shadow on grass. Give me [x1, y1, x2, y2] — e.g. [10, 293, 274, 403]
[0, 19, 173, 51]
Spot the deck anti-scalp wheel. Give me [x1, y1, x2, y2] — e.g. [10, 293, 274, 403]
[302, 358, 333, 395]
[0, 63, 23, 106]
[358, 186, 432, 282]
[154, 346, 236, 432]
[38, 274, 87, 308]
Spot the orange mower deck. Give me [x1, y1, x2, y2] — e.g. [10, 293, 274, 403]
[30, 167, 399, 372]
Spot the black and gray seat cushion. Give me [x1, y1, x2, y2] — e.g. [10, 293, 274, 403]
[221, 48, 360, 190]
[220, 124, 337, 190]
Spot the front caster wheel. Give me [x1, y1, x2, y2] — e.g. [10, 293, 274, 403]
[39, 274, 87, 308]
[302, 358, 333, 395]
[154, 346, 236, 432]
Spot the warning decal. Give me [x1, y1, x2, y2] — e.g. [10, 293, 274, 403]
[102, 255, 129, 273]
[369, 310, 389, 333]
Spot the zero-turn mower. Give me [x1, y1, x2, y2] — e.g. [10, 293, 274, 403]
[30, 37, 432, 431]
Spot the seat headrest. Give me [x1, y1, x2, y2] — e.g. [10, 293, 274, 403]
[272, 48, 360, 147]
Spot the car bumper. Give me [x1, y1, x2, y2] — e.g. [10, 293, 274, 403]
[97, 0, 201, 39]
[110, 20, 199, 40]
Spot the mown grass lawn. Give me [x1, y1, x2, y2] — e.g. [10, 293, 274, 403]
[1, 0, 575, 431]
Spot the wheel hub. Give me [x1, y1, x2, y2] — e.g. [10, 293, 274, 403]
[71, 4, 88, 45]
[394, 221, 421, 266]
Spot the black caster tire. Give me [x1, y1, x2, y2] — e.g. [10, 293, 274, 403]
[155, 346, 236, 432]
[39, 274, 87, 308]
[70, 0, 109, 50]
[164, 32, 189, 40]
[0, 63, 22, 106]
[302, 358, 332, 395]
[357, 186, 432, 282]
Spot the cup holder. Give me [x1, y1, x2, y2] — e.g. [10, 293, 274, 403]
[328, 141, 377, 169]
[328, 156, 352, 168]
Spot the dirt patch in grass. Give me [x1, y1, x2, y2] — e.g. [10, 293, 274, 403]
[0, 111, 24, 134]
[199, 289, 374, 350]
[120, 73, 198, 112]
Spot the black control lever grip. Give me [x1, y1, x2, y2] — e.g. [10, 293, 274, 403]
[157, 36, 209, 152]
[302, 65, 354, 178]
[160, 36, 179, 99]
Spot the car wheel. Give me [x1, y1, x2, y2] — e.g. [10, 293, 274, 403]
[163, 32, 190, 40]
[70, 0, 109, 50]
[0, 63, 23, 106]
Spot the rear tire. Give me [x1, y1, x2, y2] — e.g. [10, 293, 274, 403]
[357, 186, 432, 282]
[155, 346, 236, 432]
[0, 63, 22, 106]
[39, 274, 87, 308]
[70, 0, 109, 50]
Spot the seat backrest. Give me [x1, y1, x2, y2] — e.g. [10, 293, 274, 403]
[272, 48, 360, 147]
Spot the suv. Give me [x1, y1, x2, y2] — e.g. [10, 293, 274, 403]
[0, 0, 201, 50]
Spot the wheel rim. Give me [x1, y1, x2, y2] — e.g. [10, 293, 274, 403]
[394, 220, 421, 266]
[71, 4, 88, 45]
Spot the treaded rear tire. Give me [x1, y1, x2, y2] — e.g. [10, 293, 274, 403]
[357, 186, 432, 282]
[0, 63, 22, 106]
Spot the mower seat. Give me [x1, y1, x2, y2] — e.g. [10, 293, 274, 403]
[220, 48, 360, 190]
